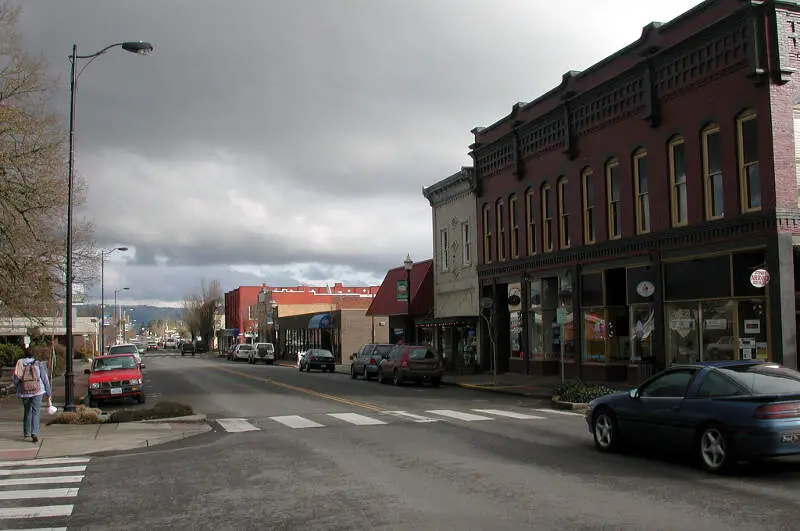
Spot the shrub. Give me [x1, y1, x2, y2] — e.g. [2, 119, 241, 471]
[109, 401, 194, 423]
[0, 344, 24, 368]
[47, 405, 102, 425]
[554, 380, 618, 404]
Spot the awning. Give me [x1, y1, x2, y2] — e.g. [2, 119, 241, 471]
[308, 313, 332, 329]
[416, 316, 478, 328]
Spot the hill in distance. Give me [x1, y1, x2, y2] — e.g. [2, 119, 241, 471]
[77, 305, 183, 327]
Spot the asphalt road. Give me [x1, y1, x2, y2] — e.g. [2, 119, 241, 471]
[59, 352, 800, 530]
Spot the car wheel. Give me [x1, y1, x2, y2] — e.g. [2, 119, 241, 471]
[592, 408, 619, 453]
[363, 366, 371, 380]
[351, 365, 357, 379]
[137, 393, 145, 404]
[392, 369, 402, 386]
[697, 423, 733, 474]
[376, 370, 384, 384]
[306, 364, 311, 372]
[431, 377, 441, 388]
[298, 363, 303, 372]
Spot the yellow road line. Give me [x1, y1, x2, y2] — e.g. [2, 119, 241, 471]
[211, 364, 385, 413]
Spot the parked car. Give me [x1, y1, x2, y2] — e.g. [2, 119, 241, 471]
[376, 345, 443, 387]
[229, 344, 254, 361]
[181, 342, 196, 356]
[84, 353, 145, 407]
[194, 341, 209, 353]
[250, 343, 275, 365]
[585, 360, 800, 474]
[107, 343, 143, 367]
[164, 338, 178, 349]
[147, 342, 158, 351]
[350, 344, 394, 380]
[298, 348, 335, 372]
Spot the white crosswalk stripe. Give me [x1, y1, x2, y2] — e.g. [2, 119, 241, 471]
[215, 407, 583, 432]
[532, 408, 584, 417]
[0, 456, 89, 529]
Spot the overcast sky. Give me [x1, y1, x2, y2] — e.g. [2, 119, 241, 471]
[16, 0, 703, 307]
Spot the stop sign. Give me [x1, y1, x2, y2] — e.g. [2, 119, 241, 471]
[750, 268, 770, 288]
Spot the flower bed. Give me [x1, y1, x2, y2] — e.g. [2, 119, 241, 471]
[553, 380, 617, 404]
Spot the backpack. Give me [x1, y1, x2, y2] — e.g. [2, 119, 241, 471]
[21, 363, 42, 395]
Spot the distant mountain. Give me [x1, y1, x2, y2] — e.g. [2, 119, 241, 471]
[77, 305, 183, 327]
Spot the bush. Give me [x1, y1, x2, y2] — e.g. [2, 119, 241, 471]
[554, 380, 618, 404]
[47, 405, 102, 425]
[76, 348, 93, 361]
[109, 401, 194, 423]
[0, 344, 24, 368]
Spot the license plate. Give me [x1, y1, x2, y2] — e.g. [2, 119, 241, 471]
[781, 433, 800, 444]
[110, 388, 122, 395]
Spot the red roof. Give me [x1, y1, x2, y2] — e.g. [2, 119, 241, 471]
[366, 260, 433, 317]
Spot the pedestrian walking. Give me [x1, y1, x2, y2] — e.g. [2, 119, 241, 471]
[11, 350, 52, 443]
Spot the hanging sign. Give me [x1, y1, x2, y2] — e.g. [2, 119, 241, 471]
[636, 281, 655, 298]
[750, 269, 770, 288]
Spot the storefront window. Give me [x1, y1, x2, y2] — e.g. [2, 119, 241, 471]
[581, 307, 629, 363]
[666, 302, 699, 364]
[738, 299, 768, 360]
[701, 300, 734, 362]
[630, 304, 654, 363]
[607, 307, 630, 363]
[528, 275, 575, 361]
[510, 311, 522, 358]
[667, 300, 743, 364]
[582, 308, 606, 362]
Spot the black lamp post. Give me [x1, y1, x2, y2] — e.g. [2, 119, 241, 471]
[99, 246, 127, 356]
[404, 254, 413, 343]
[64, 40, 153, 412]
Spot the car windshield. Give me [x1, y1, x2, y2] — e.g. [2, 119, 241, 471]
[310, 349, 332, 357]
[108, 345, 138, 354]
[408, 347, 435, 360]
[239, 345, 254, 350]
[93, 356, 138, 371]
[374, 345, 393, 355]
[719, 365, 800, 395]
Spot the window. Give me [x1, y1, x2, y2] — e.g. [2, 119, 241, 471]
[702, 125, 724, 219]
[582, 169, 595, 244]
[525, 189, 536, 255]
[555, 178, 569, 248]
[722, 365, 800, 395]
[509, 195, 520, 258]
[633, 150, 650, 233]
[496, 200, 506, 261]
[606, 160, 621, 239]
[482, 204, 492, 263]
[669, 137, 688, 226]
[696, 371, 744, 398]
[737, 111, 760, 212]
[439, 228, 449, 272]
[461, 222, 471, 266]
[541, 184, 553, 252]
[640, 369, 697, 398]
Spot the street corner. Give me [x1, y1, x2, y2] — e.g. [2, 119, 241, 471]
[442, 380, 554, 399]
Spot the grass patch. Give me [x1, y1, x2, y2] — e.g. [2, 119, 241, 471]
[109, 401, 194, 423]
[47, 405, 102, 425]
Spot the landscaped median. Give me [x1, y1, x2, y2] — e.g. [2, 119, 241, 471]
[47, 401, 200, 425]
[551, 381, 619, 412]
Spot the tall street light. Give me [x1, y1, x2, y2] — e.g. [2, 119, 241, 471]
[113, 287, 130, 343]
[64, 40, 153, 412]
[404, 254, 413, 344]
[99, 246, 128, 355]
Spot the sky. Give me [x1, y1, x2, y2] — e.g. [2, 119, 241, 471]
[15, 0, 704, 307]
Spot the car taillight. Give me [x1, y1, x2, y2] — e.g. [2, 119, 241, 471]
[755, 402, 800, 419]
[310, 355, 317, 361]
[370, 358, 376, 365]
[401, 353, 408, 368]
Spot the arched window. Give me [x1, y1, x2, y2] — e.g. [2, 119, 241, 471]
[581, 168, 595, 244]
[633, 149, 650, 233]
[541, 183, 552, 252]
[482, 204, 493, 264]
[605, 158, 621, 239]
[701, 125, 723, 220]
[557, 177, 569, 248]
[509, 195, 519, 258]
[737, 110, 760, 212]
[668, 136, 688, 226]
[525, 188, 536, 255]
[495, 199, 506, 261]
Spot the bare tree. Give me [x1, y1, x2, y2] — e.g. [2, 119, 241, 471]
[183, 279, 222, 346]
[0, 2, 96, 319]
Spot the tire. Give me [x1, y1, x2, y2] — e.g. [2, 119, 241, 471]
[137, 393, 145, 404]
[351, 366, 357, 379]
[392, 369, 402, 386]
[431, 377, 441, 388]
[298, 363, 303, 372]
[592, 408, 619, 453]
[306, 364, 311, 372]
[697, 423, 733, 474]
[376, 370, 384, 384]
[363, 366, 371, 380]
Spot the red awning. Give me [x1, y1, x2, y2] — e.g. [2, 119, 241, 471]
[366, 260, 433, 317]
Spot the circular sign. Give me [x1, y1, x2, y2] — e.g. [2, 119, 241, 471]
[750, 268, 770, 288]
[636, 281, 655, 298]
[480, 297, 494, 309]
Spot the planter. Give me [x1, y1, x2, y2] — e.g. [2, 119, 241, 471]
[551, 395, 589, 412]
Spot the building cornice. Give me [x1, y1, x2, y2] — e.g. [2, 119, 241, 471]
[422, 167, 476, 206]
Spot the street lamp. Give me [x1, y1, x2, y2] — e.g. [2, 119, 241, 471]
[113, 287, 130, 344]
[64, 40, 153, 412]
[403, 254, 413, 343]
[99, 246, 128, 355]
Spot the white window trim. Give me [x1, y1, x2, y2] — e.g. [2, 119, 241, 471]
[439, 228, 449, 272]
[461, 221, 471, 267]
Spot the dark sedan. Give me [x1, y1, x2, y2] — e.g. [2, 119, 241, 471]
[586, 360, 800, 474]
[298, 348, 336, 372]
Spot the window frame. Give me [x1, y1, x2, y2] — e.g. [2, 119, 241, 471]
[702, 125, 724, 220]
[509, 195, 520, 258]
[605, 159, 621, 240]
[581, 168, 595, 244]
[482, 204, 492, 264]
[737, 110, 761, 213]
[633, 149, 650, 234]
[439, 228, 449, 272]
[461, 221, 471, 266]
[541, 184, 553, 252]
[525, 188, 536, 256]
[557, 177, 570, 249]
[496, 199, 506, 261]
[669, 136, 688, 227]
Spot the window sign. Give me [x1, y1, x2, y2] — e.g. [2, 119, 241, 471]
[743, 319, 761, 334]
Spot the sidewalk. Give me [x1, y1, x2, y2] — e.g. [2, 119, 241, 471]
[0, 359, 210, 460]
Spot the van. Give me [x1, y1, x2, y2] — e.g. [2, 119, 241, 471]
[251, 342, 275, 365]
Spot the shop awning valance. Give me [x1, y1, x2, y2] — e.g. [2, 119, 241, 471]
[308, 313, 332, 329]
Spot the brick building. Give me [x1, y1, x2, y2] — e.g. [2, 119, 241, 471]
[473, 0, 800, 382]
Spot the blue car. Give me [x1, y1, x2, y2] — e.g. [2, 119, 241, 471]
[585, 360, 800, 474]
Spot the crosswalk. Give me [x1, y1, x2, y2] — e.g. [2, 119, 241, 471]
[0, 456, 90, 530]
[216, 407, 582, 432]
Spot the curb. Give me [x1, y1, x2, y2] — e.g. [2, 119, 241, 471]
[551, 396, 589, 412]
[440, 380, 553, 399]
[139, 414, 207, 424]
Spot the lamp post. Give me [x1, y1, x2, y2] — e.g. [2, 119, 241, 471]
[113, 287, 129, 344]
[64, 40, 153, 412]
[403, 254, 413, 343]
[99, 246, 128, 355]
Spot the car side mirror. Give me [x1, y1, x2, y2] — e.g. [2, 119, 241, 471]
[140, 363, 146, 369]
[628, 388, 639, 399]
[84, 369, 91, 375]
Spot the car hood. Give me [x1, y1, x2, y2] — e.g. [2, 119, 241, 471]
[89, 369, 142, 383]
